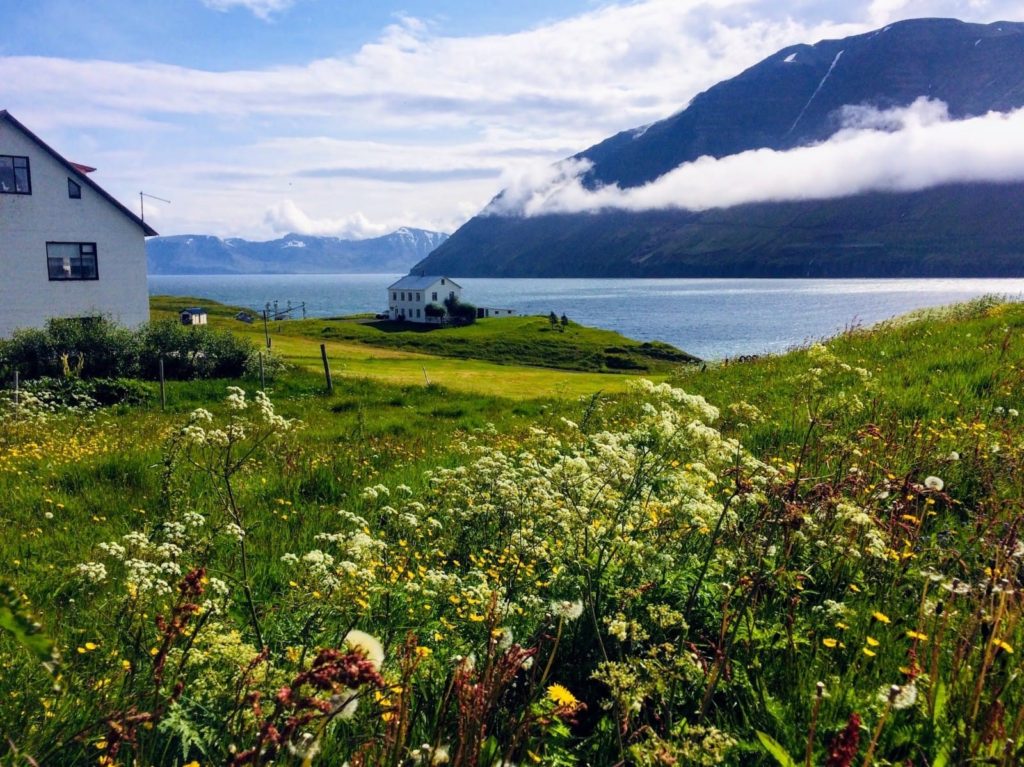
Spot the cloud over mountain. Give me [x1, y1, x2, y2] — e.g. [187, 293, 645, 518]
[488, 99, 1024, 216]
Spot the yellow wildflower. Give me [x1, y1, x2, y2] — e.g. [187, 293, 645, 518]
[872, 611, 891, 624]
[993, 639, 1014, 654]
[547, 683, 578, 707]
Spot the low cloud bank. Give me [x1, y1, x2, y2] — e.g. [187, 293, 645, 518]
[263, 200, 393, 239]
[487, 99, 1024, 217]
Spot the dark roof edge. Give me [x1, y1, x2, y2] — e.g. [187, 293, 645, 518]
[0, 109, 158, 237]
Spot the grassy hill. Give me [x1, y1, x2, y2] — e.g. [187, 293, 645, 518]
[2, 296, 1022, 766]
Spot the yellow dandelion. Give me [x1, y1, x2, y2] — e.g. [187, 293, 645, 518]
[547, 683, 578, 707]
[906, 630, 928, 642]
[822, 638, 839, 649]
[862, 648, 877, 657]
[872, 611, 891, 624]
[865, 636, 880, 647]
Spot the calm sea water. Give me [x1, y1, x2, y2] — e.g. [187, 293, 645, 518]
[149, 274, 1024, 360]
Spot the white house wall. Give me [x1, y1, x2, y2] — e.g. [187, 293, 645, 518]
[387, 281, 461, 322]
[0, 123, 149, 337]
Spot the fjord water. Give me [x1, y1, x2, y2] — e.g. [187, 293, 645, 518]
[148, 275, 1024, 360]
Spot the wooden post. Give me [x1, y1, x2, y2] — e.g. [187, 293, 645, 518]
[263, 309, 271, 349]
[422, 367, 430, 385]
[320, 344, 333, 395]
[258, 351, 265, 390]
[158, 356, 166, 410]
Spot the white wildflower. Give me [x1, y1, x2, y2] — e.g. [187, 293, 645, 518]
[923, 476, 944, 491]
[344, 629, 384, 671]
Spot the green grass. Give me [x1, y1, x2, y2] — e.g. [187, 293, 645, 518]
[2, 295, 1023, 766]
[150, 295, 698, 373]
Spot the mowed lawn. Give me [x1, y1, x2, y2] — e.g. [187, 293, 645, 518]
[150, 296, 669, 399]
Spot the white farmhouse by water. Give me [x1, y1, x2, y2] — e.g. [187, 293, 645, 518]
[387, 274, 462, 323]
[0, 110, 157, 337]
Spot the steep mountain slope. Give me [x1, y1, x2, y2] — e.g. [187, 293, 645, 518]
[419, 18, 1024, 277]
[147, 228, 448, 275]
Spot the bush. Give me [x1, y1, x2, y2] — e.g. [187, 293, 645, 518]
[18, 376, 153, 408]
[0, 317, 255, 384]
[0, 317, 140, 381]
[137, 320, 254, 380]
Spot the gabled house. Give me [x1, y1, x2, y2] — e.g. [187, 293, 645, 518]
[0, 110, 157, 337]
[387, 274, 462, 323]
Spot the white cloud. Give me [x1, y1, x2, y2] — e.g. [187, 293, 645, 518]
[200, 0, 296, 21]
[264, 200, 396, 239]
[3, 0, 1023, 236]
[488, 99, 1024, 216]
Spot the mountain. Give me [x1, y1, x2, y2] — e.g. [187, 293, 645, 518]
[147, 228, 448, 275]
[418, 18, 1024, 278]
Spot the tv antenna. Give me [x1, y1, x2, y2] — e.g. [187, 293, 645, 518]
[139, 191, 171, 223]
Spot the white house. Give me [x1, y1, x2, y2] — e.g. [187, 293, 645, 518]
[387, 274, 462, 323]
[0, 110, 157, 337]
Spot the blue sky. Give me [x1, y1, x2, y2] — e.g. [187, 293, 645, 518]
[3, 0, 1023, 239]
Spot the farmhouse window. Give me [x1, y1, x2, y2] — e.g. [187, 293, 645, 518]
[68, 178, 81, 198]
[392, 292, 397, 301]
[432, 292, 437, 301]
[0, 155, 31, 194]
[416, 292, 421, 301]
[47, 242, 98, 281]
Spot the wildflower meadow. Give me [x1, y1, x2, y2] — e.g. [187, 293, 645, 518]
[1, 297, 1022, 766]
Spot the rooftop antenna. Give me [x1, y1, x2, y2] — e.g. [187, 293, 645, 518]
[139, 191, 171, 223]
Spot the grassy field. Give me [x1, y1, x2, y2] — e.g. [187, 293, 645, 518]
[151, 295, 697, 381]
[1, 296, 1022, 766]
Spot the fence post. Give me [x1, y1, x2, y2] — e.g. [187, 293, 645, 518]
[263, 309, 271, 349]
[320, 344, 334, 395]
[158, 356, 166, 410]
[258, 351, 265, 391]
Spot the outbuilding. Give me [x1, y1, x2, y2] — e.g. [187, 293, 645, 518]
[180, 307, 208, 326]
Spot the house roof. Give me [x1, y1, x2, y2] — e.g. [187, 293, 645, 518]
[0, 109, 158, 237]
[388, 274, 462, 290]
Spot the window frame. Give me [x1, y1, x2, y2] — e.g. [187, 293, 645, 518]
[0, 155, 32, 195]
[68, 178, 82, 199]
[46, 241, 99, 282]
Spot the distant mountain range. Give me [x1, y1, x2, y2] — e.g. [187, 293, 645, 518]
[147, 228, 448, 275]
[418, 18, 1024, 278]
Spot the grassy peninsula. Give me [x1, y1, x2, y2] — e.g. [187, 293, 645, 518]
[1, 296, 1022, 766]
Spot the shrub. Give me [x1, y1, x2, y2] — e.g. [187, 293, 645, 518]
[137, 320, 255, 380]
[0, 317, 140, 381]
[0, 318, 256, 384]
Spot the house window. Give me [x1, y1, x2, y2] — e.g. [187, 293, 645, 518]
[416, 309, 421, 318]
[0, 155, 31, 194]
[416, 292, 421, 301]
[432, 292, 437, 301]
[441, 278, 445, 285]
[68, 178, 82, 199]
[401, 292, 406, 301]
[47, 242, 98, 281]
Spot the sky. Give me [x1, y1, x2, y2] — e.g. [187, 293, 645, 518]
[3, 0, 1024, 239]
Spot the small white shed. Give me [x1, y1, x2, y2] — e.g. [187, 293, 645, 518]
[180, 307, 208, 326]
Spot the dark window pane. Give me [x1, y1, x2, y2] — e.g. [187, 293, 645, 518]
[68, 178, 82, 198]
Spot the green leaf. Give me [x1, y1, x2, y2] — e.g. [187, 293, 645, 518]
[0, 582, 59, 669]
[755, 730, 797, 767]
